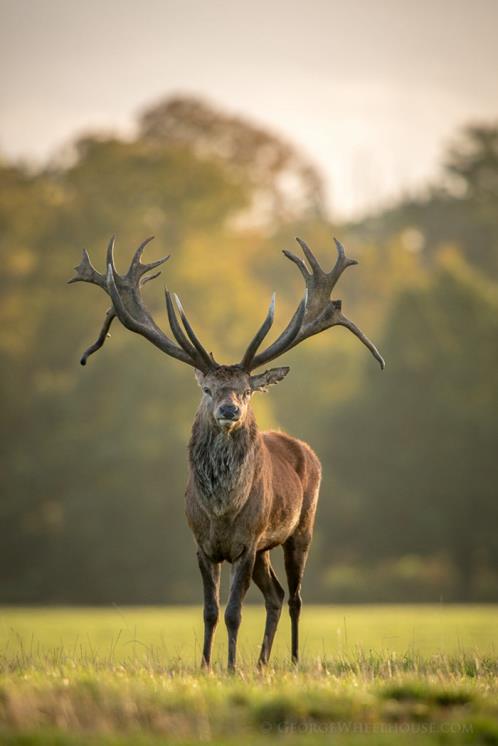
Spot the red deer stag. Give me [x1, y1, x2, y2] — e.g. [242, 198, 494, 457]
[69, 235, 384, 670]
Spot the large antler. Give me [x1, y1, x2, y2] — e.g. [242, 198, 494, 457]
[68, 236, 218, 373]
[240, 236, 385, 371]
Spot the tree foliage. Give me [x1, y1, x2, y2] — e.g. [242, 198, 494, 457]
[139, 96, 325, 225]
[349, 121, 498, 275]
[327, 252, 498, 600]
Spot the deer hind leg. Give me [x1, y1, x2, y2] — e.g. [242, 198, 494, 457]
[283, 535, 310, 664]
[252, 550, 285, 667]
[197, 548, 221, 669]
[225, 548, 256, 672]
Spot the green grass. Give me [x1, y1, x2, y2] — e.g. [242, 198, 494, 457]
[1, 606, 497, 745]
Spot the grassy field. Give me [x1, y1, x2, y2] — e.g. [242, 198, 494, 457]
[0, 605, 497, 745]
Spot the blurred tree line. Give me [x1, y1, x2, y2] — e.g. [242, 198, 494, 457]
[1, 97, 497, 603]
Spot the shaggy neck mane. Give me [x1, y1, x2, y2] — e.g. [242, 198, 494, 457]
[189, 406, 259, 504]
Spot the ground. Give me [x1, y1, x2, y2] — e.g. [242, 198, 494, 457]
[0, 605, 497, 745]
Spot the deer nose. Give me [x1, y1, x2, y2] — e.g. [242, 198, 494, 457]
[218, 404, 240, 420]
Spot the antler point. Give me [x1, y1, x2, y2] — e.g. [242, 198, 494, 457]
[106, 235, 116, 270]
[269, 292, 276, 319]
[173, 292, 184, 313]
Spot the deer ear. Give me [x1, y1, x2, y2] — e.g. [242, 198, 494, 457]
[250, 366, 290, 392]
[194, 369, 205, 387]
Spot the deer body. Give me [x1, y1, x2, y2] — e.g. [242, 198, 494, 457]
[70, 235, 383, 670]
[187, 425, 320, 556]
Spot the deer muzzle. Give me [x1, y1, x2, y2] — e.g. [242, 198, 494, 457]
[216, 404, 241, 426]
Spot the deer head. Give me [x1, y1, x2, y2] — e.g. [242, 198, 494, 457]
[193, 365, 290, 431]
[68, 235, 385, 414]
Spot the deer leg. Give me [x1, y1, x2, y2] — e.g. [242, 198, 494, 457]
[225, 548, 256, 672]
[283, 536, 310, 664]
[252, 551, 285, 667]
[197, 548, 221, 669]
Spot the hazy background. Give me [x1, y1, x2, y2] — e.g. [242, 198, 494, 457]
[2, 0, 498, 217]
[1, 0, 497, 604]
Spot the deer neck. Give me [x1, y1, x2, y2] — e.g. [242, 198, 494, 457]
[188, 406, 260, 515]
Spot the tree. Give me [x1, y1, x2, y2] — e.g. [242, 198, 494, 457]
[139, 95, 326, 225]
[347, 121, 498, 275]
[444, 123, 498, 203]
[328, 250, 498, 600]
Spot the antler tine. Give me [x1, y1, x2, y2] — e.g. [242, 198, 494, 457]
[327, 237, 358, 289]
[140, 271, 161, 287]
[165, 290, 199, 359]
[106, 235, 117, 274]
[174, 294, 218, 370]
[295, 237, 321, 273]
[282, 249, 310, 280]
[250, 293, 307, 370]
[67, 249, 106, 288]
[129, 235, 170, 281]
[140, 255, 170, 274]
[80, 308, 116, 366]
[131, 235, 155, 269]
[240, 293, 276, 370]
[106, 263, 136, 328]
[336, 313, 386, 370]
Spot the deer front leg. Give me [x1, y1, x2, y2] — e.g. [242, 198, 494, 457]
[225, 548, 256, 672]
[197, 548, 221, 669]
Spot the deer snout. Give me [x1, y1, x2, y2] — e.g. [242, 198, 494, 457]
[217, 404, 240, 422]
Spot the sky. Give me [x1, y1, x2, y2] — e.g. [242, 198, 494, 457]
[1, 0, 497, 218]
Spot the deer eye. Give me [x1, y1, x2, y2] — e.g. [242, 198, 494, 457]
[203, 387, 212, 397]
[244, 389, 251, 397]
